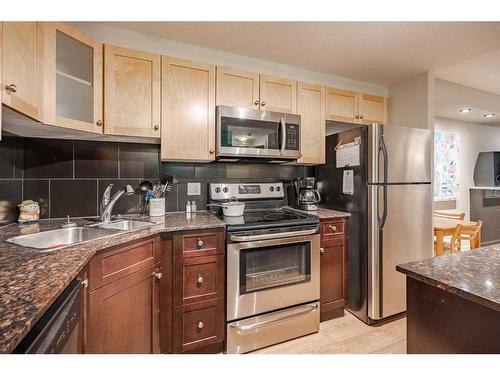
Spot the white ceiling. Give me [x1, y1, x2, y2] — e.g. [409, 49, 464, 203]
[435, 101, 500, 126]
[90, 21, 500, 86]
[436, 48, 500, 95]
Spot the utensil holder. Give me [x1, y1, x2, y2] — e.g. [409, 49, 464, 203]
[149, 198, 165, 217]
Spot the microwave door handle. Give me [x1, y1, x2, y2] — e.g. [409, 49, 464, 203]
[279, 117, 286, 155]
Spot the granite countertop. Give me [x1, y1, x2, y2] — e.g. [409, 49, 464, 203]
[0, 211, 225, 353]
[286, 206, 351, 220]
[397, 245, 500, 312]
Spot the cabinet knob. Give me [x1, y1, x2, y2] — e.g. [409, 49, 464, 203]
[197, 239, 204, 248]
[329, 225, 337, 232]
[355, 115, 360, 119]
[261, 101, 266, 107]
[6, 84, 17, 93]
[152, 271, 162, 280]
[359, 115, 365, 120]
[154, 124, 159, 131]
[96, 120, 103, 127]
[197, 275, 204, 284]
[320, 248, 325, 254]
[81, 279, 89, 288]
[198, 320, 204, 329]
[254, 100, 260, 106]
[209, 148, 215, 154]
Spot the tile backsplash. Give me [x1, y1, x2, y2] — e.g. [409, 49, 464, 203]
[0, 131, 314, 221]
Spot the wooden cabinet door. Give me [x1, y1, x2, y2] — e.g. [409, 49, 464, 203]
[359, 93, 387, 125]
[39, 22, 103, 134]
[259, 75, 297, 114]
[87, 264, 161, 353]
[161, 56, 216, 161]
[1, 22, 42, 120]
[216, 66, 259, 109]
[320, 239, 347, 319]
[104, 45, 160, 138]
[325, 87, 359, 124]
[297, 82, 325, 164]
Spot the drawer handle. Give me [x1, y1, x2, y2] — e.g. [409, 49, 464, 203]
[320, 247, 325, 254]
[152, 271, 162, 280]
[81, 279, 89, 288]
[329, 225, 337, 232]
[198, 320, 204, 329]
[197, 239, 204, 248]
[197, 275, 204, 284]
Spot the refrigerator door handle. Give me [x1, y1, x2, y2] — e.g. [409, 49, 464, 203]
[379, 135, 389, 229]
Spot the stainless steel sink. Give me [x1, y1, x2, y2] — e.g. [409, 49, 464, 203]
[5, 227, 120, 251]
[97, 220, 156, 231]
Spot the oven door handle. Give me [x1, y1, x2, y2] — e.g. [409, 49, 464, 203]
[228, 303, 319, 332]
[229, 228, 318, 242]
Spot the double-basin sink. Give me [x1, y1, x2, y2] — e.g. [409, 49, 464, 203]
[5, 219, 156, 252]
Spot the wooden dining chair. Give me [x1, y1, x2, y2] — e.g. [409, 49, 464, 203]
[447, 220, 483, 253]
[433, 210, 466, 220]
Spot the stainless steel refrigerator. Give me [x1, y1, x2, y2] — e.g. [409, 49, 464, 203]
[316, 123, 433, 324]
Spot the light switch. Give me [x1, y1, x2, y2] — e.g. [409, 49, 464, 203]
[187, 182, 201, 196]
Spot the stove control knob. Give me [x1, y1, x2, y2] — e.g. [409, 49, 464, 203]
[276, 186, 281, 192]
[215, 187, 221, 193]
[269, 186, 274, 192]
[223, 187, 229, 193]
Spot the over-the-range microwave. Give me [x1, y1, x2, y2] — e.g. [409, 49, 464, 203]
[216, 105, 301, 161]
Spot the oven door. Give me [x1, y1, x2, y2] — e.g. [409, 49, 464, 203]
[227, 231, 320, 321]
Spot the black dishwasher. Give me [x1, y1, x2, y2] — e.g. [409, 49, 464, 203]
[14, 279, 82, 354]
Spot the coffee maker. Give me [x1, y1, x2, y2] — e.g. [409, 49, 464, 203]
[294, 177, 321, 211]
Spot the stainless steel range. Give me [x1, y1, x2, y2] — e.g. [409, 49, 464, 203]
[209, 182, 320, 354]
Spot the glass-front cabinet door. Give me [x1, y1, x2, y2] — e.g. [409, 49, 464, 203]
[40, 23, 103, 134]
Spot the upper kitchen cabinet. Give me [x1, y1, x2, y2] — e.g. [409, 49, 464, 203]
[104, 45, 161, 138]
[39, 23, 103, 133]
[259, 75, 297, 114]
[161, 56, 216, 162]
[326, 87, 387, 125]
[325, 87, 359, 123]
[1, 22, 43, 121]
[216, 66, 259, 109]
[358, 93, 387, 125]
[297, 82, 325, 164]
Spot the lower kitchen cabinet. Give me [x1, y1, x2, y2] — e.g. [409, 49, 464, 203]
[86, 236, 162, 354]
[171, 228, 226, 353]
[319, 218, 349, 322]
[87, 263, 161, 354]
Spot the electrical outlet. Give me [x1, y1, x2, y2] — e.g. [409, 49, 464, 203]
[187, 182, 201, 196]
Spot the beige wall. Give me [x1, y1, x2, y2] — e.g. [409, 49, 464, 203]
[388, 71, 435, 129]
[70, 23, 387, 97]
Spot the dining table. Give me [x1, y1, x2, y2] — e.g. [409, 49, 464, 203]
[433, 216, 481, 256]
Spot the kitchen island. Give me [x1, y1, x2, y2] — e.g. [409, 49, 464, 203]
[397, 245, 500, 354]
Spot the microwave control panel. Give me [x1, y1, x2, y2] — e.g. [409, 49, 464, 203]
[285, 123, 300, 150]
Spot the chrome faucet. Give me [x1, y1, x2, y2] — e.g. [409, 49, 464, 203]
[100, 184, 135, 222]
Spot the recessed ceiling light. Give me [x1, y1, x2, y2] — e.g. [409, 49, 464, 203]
[484, 113, 496, 118]
[459, 108, 472, 113]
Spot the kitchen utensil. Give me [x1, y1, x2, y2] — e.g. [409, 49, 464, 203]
[208, 197, 245, 217]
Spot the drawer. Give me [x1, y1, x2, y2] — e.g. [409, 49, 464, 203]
[174, 255, 224, 306]
[89, 236, 160, 290]
[321, 220, 346, 238]
[173, 229, 224, 259]
[173, 298, 224, 353]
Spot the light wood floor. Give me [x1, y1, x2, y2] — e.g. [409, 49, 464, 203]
[253, 311, 406, 354]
